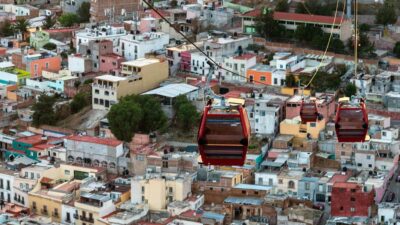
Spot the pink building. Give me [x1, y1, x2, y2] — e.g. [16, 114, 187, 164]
[99, 54, 125, 75]
[285, 93, 336, 122]
[180, 51, 191, 72]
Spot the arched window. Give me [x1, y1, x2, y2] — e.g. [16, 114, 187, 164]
[101, 161, 108, 168]
[76, 157, 83, 164]
[67, 156, 74, 162]
[288, 180, 295, 189]
[93, 160, 100, 167]
[109, 162, 116, 168]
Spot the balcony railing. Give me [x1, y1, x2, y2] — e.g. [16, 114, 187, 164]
[92, 83, 116, 90]
[80, 215, 94, 223]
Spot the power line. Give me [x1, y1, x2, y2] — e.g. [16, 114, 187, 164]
[304, 0, 345, 88]
[141, 0, 269, 86]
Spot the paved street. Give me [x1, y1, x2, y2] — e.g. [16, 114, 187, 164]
[382, 164, 400, 203]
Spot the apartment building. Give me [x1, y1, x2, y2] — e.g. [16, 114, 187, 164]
[286, 93, 336, 122]
[246, 64, 286, 86]
[74, 192, 116, 225]
[204, 35, 253, 63]
[222, 53, 256, 82]
[12, 51, 62, 78]
[166, 43, 200, 75]
[64, 135, 124, 174]
[331, 182, 375, 217]
[131, 173, 192, 210]
[75, 26, 127, 53]
[0, 167, 15, 204]
[92, 58, 168, 110]
[29, 30, 50, 50]
[77, 39, 114, 72]
[118, 32, 169, 61]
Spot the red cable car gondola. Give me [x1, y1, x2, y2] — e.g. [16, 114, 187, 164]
[335, 98, 368, 142]
[197, 103, 250, 166]
[300, 100, 319, 123]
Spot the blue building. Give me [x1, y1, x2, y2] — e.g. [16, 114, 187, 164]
[298, 176, 319, 202]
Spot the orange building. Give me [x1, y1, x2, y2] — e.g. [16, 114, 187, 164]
[12, 52, 61, 78]
[246, 64, 275, 85]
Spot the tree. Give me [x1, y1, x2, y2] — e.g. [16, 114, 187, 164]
[359, 23, 371, 33]
[70, 92, 89, 113]
[375, 0, 397, 27]
[173, 95, 199, 131]
[285, 74, 296, 87]
[43, 15, 56, 29]
[77, 2, 91, 23]
[14, 19, 29, 41]
[275, 0, 289, 12]
[108, 100, 143, 142]
[32, 94, 58, 127]
[107, 95, 167, 142]
[170, 0, 178, 7]
[394, 42, 400, 58]
[58, 13, 80, 27]
[255, 9, 285, 40]
[43, 42, 57, 50]
[0, 20, 14, 37]
[295, 0, 333, 16]
[295, 24, 323, 43]
[344, 83, 357, 97]
[347, 32, 376, 58]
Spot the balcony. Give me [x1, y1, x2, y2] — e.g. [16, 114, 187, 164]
[73, 214, 78, 219]
[80, 215, 94, 223]
[92, 83, 116, 91]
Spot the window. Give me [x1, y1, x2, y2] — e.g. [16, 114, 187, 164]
[65, 170, 70, 175]
[141, 186, 145, 193]
[136, 155, 144, 161]
[95, 89, 99, 94]
[242, 190, 246, 194]
[382, 131, 386, 136]
[260, 76, 266, 81]
[340, 206, 344, 210]
[366, 155, 371, 160]
[258, 177, 263, 184]
[350, 207, 355, 212]
[274, 78, 277, 85]
[351, 197, 356, 201]
[32, 201, 37, 209]
[305, 182, 310, 190]
[278, 179, 283, 184]
[288, 180, 295, 189]
[341, 151, 345, 156]
[94, 98, 99, 104]
[169, 187, 173, 193]
[45, 62, 49, 69]
[100, 99, 104, 105]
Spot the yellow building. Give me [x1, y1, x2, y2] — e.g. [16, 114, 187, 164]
[131, 173, 192, 211]
[92, 57, 169, 110]
[281, 87, 311, 96]
[280, 116, 325, 139]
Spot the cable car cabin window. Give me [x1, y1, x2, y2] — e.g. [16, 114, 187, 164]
[335, 103, 368, 142]
[204, 116, 244, 145]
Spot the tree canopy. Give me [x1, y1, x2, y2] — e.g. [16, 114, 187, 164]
[58, 13, 80, 27]
[70, 92, 90, 113]
[32, 94, 58, 127]
[394, 42, 400, 58]
[43, 15, 56, 29]
[255, 9, 285, 40]
[173, 95, 200, 131]
[0, 20, 14, 37]
[43, 42, 57, 50]
[77, 2, 91, 23]
[275, 0, 289, 12]
[344, 83, 357, 97]
[107, 95, 167, 142]
[295, 0, 334, 16]
[347, 32, 376, 58]
[375, 0, 397, 26]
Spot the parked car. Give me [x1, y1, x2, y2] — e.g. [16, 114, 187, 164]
[313, 203, 325, 210]
[387, 192, 395, 202]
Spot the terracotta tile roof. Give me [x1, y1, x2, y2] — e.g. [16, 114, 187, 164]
[273, 12, 345, 25]
[15, 134, 46, 145]
[329, 173, 350, 183]
[28, 144, 55, 152]
[241, 10, 346, 25]
[333, 182, 360, 189]
[65, 135, 123, 147]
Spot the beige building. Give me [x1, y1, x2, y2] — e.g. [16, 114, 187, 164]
[276, 170, 305, 197]
[92, 58, 168, 110]
[131, 173, 192, 211]
[280, 116, 326, 140]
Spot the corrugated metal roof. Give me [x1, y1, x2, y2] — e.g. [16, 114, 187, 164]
[142, 83, 198, 98]
[234, 183, 272, 191]
[202, 212, 225, 221]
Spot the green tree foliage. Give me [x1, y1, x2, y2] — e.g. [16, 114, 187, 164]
[43, 42, 57, 50]
[32, 94, 58, 127]
[295, 0, 333, 16]
[275, 0, 289, 12]
[344, 83, 357, 97]
[255, 9, 285, 40]
[70, 92, 90, 113]
[295, 24, 323, 42]
[359, 23, 371, 32]
[107, 95, 167, 142]
[299, 71, 341, 92]
[14, 19, 29, 40]
[58, 13, 80, 27]
[394, 42, 400, 58]
[347, 32, 376, 58]
[108, 100, 143, 142]
[0, 20, 14, 37]
[173, 95, 199, 131]
[43, 15, 56, 29]
[285, 74, 296, 87]
[170, 0, 178, 7]
[77, 2, 91, 23]
[375, 0, 397, 26]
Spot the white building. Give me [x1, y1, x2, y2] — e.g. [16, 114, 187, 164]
[64, 135, 124, 173]
[75, 25, 127, 52]
[118, 32, 169, 61]
[0, 168, 15, 204]
[204, 36, 253, 63]
[68, 54, 92, 74]
[222, 53, 256, 82]
[377, 203, 400, 225]
[0, 4, 37, 17]
[61, 203, 77, 224]
[190, 51, 212, 76]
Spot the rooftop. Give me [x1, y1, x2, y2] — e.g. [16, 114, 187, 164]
[234, 183, 272, 191]
[142, 83, 198, 98]
[224, 196, 263, 206]
[248, 64, 275, 72]
[122, 58, 162, 67]
[64, 135, 122, 147]
[233, 53, 256, 60]
[95, 74, 127, 82]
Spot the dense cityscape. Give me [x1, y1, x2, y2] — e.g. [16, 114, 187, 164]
[0, 0, 399, 224]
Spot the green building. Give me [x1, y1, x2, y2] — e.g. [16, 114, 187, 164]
[30, 30, 50, 50]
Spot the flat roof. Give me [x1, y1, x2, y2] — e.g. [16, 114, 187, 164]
[234, 183, 272, 191]
[224, 196, 263, 205]
[142, 83, 198, 98]
[65, 135, 122, 147]
[122, 58, 161, 67]
[95, 74, 126, 82]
